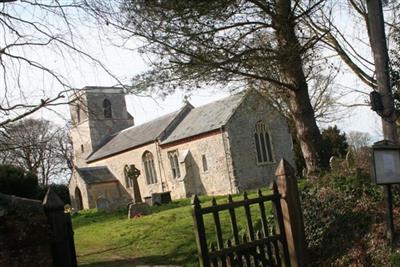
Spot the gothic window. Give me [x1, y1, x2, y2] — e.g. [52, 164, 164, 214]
[254, 121, 274, 164]
[168, 150, 180, 179]
[142, 151, 158, 184]
[103, 99, 112, 119]
[202, 154, 208, 172]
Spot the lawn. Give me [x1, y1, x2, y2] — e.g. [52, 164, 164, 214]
[73, 188, 273, 267]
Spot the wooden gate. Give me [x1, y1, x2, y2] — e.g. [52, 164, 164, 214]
[192, 184, 291, 267]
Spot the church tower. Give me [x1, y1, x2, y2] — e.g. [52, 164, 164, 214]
[69, 86, 134, 166]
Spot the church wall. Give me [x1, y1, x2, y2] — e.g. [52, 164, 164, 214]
[68, 171, 90, 210]
[87, 142, 165, 201]
[70, 120, 92, 167]
[85, 182, 128, 210]
[160, 131, 235, 198]
[225, 92, 294, 191]
[85, 92, 134, 150]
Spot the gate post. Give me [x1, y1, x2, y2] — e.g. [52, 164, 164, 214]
[43, 188, 78, 267]
[275, 159, 307, 267]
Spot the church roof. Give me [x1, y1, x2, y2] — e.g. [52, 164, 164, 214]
[77, 166, 117, 184]
[86, 91, 246, 162]
[160, 92, 244, 144]
[86, 109, 183, 161]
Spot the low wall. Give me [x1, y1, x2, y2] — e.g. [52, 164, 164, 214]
[0, 193, 53, 266]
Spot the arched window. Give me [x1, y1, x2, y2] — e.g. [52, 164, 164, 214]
[168, 150, 181, 178]
[254, 121, 274, 164]
[142, 151, 158, 184]
[103, 99, 112, 119]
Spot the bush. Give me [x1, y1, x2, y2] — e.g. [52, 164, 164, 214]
[0, 164, 39, 198]
[300, 163, 394, 266]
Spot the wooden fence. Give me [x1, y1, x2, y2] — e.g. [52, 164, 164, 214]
[192, 159, 307, 267]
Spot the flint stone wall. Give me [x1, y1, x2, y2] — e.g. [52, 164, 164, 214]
[0, 193, 52, 266]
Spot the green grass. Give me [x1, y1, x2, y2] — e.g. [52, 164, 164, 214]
[73, 188, 273, 266]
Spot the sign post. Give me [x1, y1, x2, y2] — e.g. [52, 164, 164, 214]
[372, 140, 400, 242]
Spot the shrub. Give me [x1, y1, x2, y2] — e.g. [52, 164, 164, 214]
[0, 164, 39, 198]
[301, 162, 392, 266]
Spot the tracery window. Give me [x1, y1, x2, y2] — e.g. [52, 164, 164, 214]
[254, 121, 274, 164]
[168, 150, 181, 179]
[103, 99, 112, 119]
[142, 151, 158, 184]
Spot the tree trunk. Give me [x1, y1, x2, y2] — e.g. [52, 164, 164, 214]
[275, 0, 323, 177]
[288, 89, 322, 177]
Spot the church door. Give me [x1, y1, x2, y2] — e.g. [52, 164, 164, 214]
[75, 187, 83, 210]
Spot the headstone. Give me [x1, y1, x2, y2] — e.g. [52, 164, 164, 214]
[96, 196, 110, 212]
[127, 202, 151, 219]
[329, 156, 335, 169]
[346, 150, 356, 169]
[124, 164, 142, 203]
[301, 168, 307, 178]
[329, 156, 342, 170]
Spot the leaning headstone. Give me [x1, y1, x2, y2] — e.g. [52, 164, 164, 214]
[301, 168, 307, 178]
[127, 202, 151, 219]
[329, 156, 342, 170]
[329, 156, 335, 169]
[346, 150, 356, 169]
[96, 196, 110, 212]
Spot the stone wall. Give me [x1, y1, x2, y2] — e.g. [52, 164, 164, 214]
[69, 87, 134, 167]
[88, 142, 164, 201]
[86, 132, 234, 201]
[225, 92, 294, 191]
[159, 131, 234, 198]
[69, 171, 90, 210]
[0, 193, 53, 266]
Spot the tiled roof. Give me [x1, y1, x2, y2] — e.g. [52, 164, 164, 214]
[86, 110, 182, 161]
[86, 92, 246, 162]
[77, 166, 117, 184]
[160, 93, 244, 144]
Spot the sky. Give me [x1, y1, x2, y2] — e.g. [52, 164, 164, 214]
[0, 1, 388, 142]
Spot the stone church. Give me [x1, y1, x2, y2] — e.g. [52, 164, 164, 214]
[68, 86, 294, 210]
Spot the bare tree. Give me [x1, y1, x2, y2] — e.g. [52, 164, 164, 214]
[305, 1, 400, 90]
[259, 67, 346, 124]
[0, 118, 72, 185]
[346, 131, 372, 151]
[0, 0, 125, 127]
[87, 0, 332, 177]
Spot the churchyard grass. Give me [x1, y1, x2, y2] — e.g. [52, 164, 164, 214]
[73, 188, 272, 266]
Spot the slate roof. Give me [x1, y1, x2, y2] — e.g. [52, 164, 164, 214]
[86, 92, 246, 162]
[86, 110, 182, 161]
[160, 93, 245, 144]
[77, 166, 117, 184]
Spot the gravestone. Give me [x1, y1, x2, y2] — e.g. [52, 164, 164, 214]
[124, 164, 151, 218]
[124, 164, 142, 203]
[96, 196, 110, 212]
[346, 150, 356, 169]
[329, 156, 341, 170]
